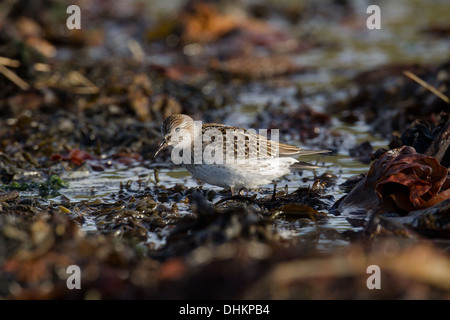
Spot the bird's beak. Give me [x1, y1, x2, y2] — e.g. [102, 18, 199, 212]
[152, 138, 168, 159]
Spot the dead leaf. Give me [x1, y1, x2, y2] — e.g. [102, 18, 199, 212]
[332, 146, 450, 215]
[180, 2, 239, 43]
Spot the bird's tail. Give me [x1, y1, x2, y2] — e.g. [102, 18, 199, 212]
[296, 149, 331, 156]
[290, 161, 324, 170]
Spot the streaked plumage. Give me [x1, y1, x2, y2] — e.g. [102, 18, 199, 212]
[153, 114, 329, 194]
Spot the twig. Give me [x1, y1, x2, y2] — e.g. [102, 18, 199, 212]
[0, 64, 30, 90]
[69, 71, 99, 94]
[0, 56, 20, 68]
[403, 70, 449, 104]
[33, 63, 51, 72]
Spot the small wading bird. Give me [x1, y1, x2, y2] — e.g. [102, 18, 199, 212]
[152, 114, 330, 195]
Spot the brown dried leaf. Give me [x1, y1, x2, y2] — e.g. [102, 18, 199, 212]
[180, 2, 239, 43]
[374, 146, 448, 211]
[333, 146, 450, 215]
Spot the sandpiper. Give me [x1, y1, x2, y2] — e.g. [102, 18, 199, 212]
[152, 114, 329, 195]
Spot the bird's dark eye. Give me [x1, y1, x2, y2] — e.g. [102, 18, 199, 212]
[175, 127, 180, 133]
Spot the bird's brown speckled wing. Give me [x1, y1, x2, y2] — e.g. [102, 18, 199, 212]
[200, 123, 329, 161]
